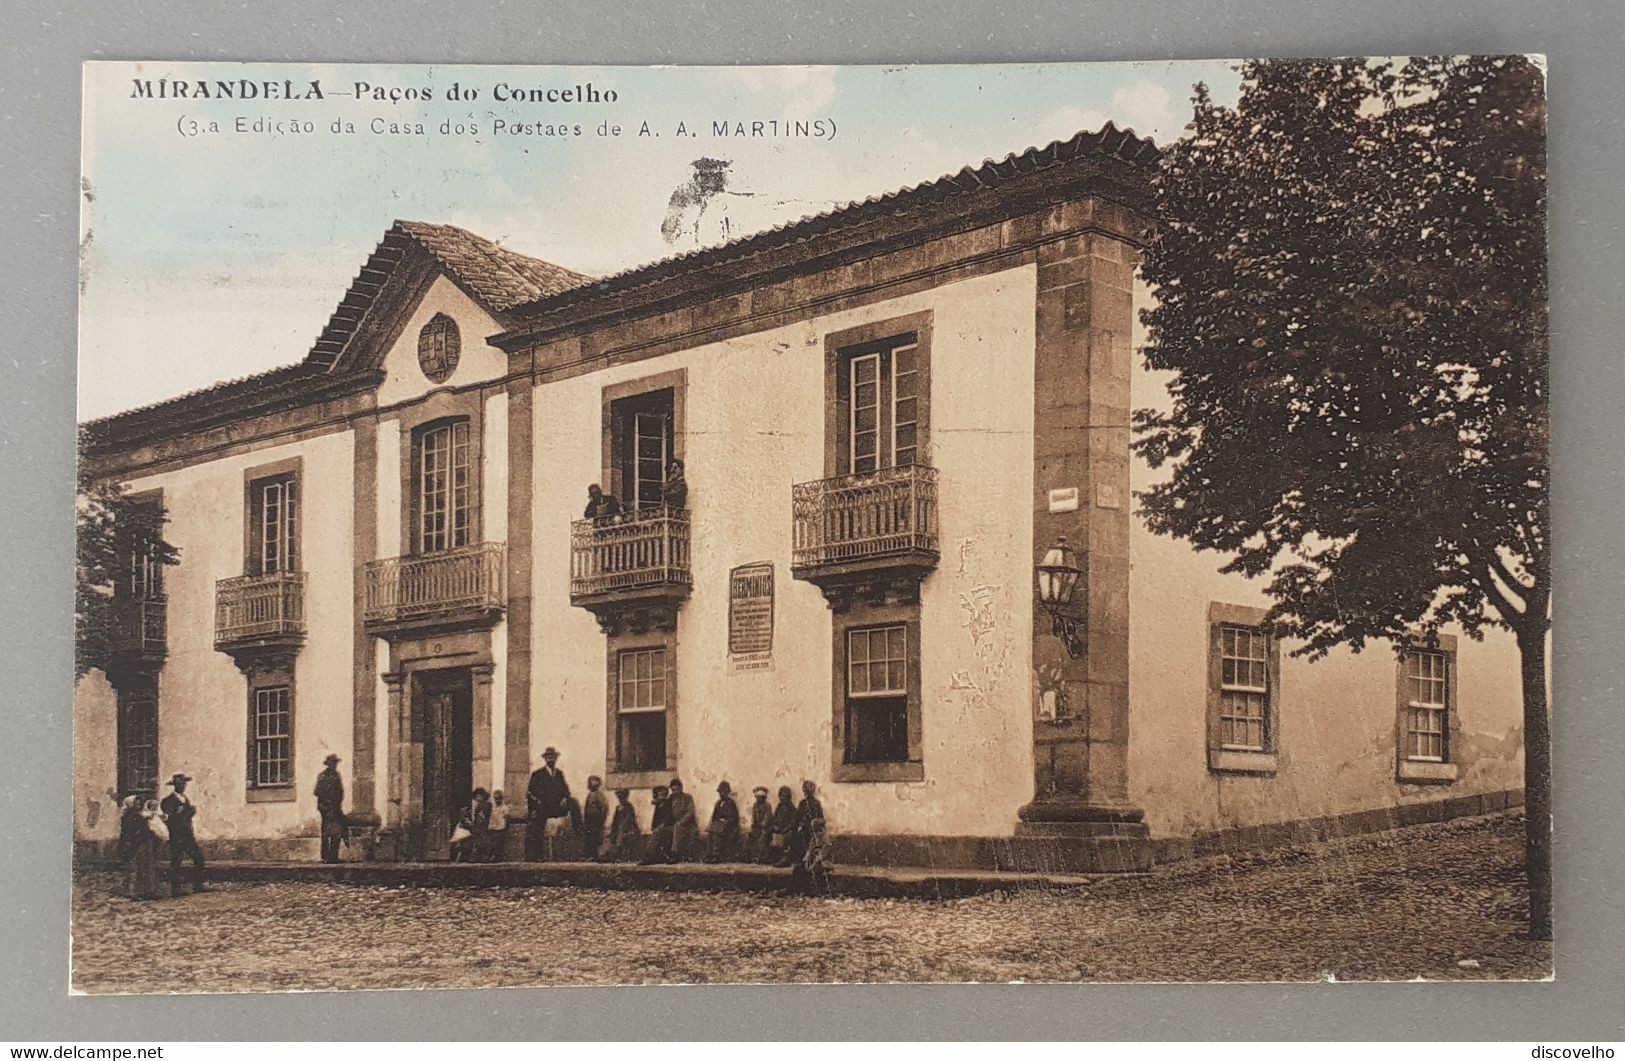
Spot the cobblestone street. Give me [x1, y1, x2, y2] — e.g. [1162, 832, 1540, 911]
[70, 814, 1550, 993]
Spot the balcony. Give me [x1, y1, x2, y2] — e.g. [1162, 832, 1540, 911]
[362, 542, 506, 637]
[108, 595, 167, 664]
[791, 464, 939, 607]
[570, 506, 691, 634]
[215, 572, 305, 662]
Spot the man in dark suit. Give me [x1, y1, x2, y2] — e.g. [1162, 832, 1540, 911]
[159, 773, 206, 895]
[525, 747, 572, 860]
[314, 754, 346, 864]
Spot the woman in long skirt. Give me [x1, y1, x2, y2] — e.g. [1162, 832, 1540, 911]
[130, 799, 168, 900]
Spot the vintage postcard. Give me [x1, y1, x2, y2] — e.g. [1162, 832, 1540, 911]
[73, 57, 1551, 992]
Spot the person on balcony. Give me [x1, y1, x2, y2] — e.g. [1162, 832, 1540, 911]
[314, 754, 346, 864]
[662, 459, 689, 512]
[525, 747, 573, 861]
[704, 780, 741, 863]
[583, 483, 622, 523]
[160, 773, 206, 895]
[598, 788, 641, 862]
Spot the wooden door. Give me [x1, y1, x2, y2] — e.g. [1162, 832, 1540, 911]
[417, 670, 474, 861]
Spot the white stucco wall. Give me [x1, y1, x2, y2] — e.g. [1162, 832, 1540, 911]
[528, 266, 1039, 838]
[376, 275, 508, 408]
[1124, 278, 1527, 839]
[73, 429, 357, 842]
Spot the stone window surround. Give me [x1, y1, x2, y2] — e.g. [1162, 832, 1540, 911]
[603, 624, 679, 791]
[599, 367, 688, 506]
[821, 311, 933, 478]
[241, 455, 303, 576]
[1205, 601, 1282, 775]
[243, 653, 297, 802]
[831, 599, 924, 783]
[1396, 633, 1461, 785]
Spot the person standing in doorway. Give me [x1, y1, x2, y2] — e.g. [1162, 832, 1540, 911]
[314, 754, 346, 864]
[160, 773, 206, 895]
[525, 747, 572, 861]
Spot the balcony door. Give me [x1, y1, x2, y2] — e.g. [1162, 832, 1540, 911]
[611, 389, 674, 512]
[841, 338, 920, 475]
[414, 668, 474, 861]
[415, 420, 471, 554]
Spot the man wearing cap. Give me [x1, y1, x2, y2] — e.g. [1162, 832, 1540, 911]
[314, 754, 347, 864]
[159, 773, 206, 895]
[525, 747, 572, 861]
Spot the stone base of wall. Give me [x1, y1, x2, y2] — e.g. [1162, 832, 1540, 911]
[1150, 788, 1524, 865]
[73, 790, 1522, 872]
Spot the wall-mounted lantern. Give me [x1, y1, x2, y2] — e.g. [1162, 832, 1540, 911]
[1035, 535, 1085, 659]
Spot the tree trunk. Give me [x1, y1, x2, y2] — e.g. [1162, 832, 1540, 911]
[1516, 626, 1552, 941]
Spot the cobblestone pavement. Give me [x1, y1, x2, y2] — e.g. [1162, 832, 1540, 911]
[70, 814, 1549, 993]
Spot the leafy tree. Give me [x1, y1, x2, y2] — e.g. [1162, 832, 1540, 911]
[1135, 56, 1551, 937]
[76, 448, 179, 680]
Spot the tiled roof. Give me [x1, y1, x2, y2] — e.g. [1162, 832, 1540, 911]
[502, 121, 1159, 320]
[83, 123, 1158, 442]
[303, 220, 593, 370]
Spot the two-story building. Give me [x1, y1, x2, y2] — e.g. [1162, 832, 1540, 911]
[75, 123, 1527, 871]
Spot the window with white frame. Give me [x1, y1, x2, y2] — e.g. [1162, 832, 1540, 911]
[249, 474, 299, 575]
[249, 684, 293, 788]
[616, 646, 668, 772]
[845, 624, 910, 763]
[417, 420, 471, 553]
[1218, 625, 1271, 752]
[1404, 650, 1449, 762]
[843, 338, 921, 474]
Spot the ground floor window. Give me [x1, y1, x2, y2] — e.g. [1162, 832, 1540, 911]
[616, 645, 669, 773]
[249, 684, 294, 787]
[845, 624, 910, 762]
[1217, 625, 1271, 752]
[117, 676, 159, 797]
[831, 604, 923, 782]
[1403, 649, 1450, 762]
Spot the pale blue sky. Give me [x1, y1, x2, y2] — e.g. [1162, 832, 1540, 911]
[79, 60, 1239, 419]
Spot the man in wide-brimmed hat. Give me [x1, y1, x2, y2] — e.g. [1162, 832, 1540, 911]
[525, 746, 572, 861]
[159, 772, 206, 895]
[314, 753, 347, 864]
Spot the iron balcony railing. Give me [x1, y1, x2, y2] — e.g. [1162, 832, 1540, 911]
[363, 542, 506, 624]
[215, 572, 305, 646]
[111, 595, 168, 656]
[792, 464, 939, 568]
[570, 506, 692, 599]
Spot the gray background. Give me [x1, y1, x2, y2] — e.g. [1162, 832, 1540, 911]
[4, 0, 1621, 1041]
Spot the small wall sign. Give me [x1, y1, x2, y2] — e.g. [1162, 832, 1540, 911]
[728, 562, 774, 672]
[1047, 486, 1080, 513]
